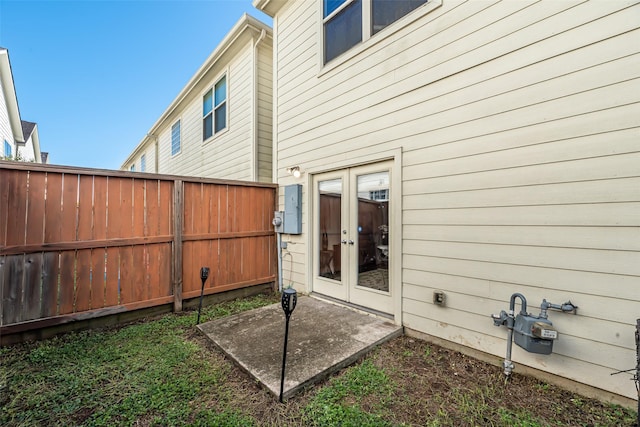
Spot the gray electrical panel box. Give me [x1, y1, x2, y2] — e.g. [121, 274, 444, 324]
[513, 314, 558, 355]
[284, 184, 302, 234]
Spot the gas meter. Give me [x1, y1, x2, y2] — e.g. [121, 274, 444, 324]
[513, 313, 558, 355]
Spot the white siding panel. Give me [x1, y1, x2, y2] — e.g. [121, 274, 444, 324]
[272, 0, 640, 400]
[404, 239, 640, 276]
[403, 203, 640, 227]
[403, 225, 640, 251]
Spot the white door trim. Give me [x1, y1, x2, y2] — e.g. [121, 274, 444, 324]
[305, 148, 403, 325]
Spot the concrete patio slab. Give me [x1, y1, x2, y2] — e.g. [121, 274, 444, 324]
[197, 295, 403, 400]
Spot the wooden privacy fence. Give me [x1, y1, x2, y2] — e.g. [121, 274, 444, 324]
[0, 162, 277, 337]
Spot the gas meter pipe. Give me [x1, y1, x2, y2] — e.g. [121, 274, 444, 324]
[504, 293, 527, 376]
[277, 232, 283, 292]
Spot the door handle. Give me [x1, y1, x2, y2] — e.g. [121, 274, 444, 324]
[348, 240, 355, 245]
[341, 239, 347, 244]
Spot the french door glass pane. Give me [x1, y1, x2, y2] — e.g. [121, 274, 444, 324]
[356, 172, 389, 292]
[324, 0, 362, 63]
[372, 0, 427, 34]
[318, 179, 342, 280]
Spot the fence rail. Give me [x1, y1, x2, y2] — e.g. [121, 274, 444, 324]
[0, 162, 277, 337]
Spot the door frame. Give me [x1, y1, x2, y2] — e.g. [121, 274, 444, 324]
[305, 149, 403, 325]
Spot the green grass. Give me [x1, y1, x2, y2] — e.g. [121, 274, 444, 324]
[0, 293, 637, 427]
[303, 359, 395, 427]
[0, 295, 276, 427]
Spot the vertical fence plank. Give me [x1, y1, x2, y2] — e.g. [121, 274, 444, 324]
[0, 171, 9, 247]
[5, 170, 27, 246]
[77, 175, 94, 241]
[105, 247, 119, 306]
[159, 181, 172, 237]
[2, 255, 24, 324]
[146, 180, 160, 237]
[147, 244, 161, 299]
[107, 177, 122, 239]
[60, 174, 78, 242]
[160, 243, 172, 297]
[44, 173, 62, 244]
[106, 177, 122, 306]
[91, 248, 106, 309]
[182, 242, 193, 294]
[119, 246, 134, 304]
[93, 176, 107, 241]
[41, 251, 59, 318]
[75, 249, 92, 312]
[120, 178, 134, 239]
[25, 172, 46, 245]
[21, 253, 43, 322]
[131, 245, 145, 303]
[59, 251, 76, 315]
[173, 180, 183, 311]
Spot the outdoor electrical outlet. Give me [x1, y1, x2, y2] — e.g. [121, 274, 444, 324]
[433, 291, 446, 306]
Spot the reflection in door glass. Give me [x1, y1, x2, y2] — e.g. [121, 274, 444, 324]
[356, 172, 389, 292]
[318, 179, 342, 281]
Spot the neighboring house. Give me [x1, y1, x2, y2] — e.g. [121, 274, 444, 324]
[0, 47, 42, 162]
[18, 120, 43, 163]
[255, 0, 640, 403]
[121, 14, 273, 183]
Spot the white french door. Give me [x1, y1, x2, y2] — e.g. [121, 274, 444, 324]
[312, 161, 393, 314]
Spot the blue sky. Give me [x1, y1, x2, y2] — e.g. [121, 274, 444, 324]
[0, 0, 271, 169]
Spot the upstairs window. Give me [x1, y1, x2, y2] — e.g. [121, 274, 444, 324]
[203, 74, 227, 140]
[323, 0, 428, 64]
[140, 154, 146, 172]
[171, 120, 181, 155]
[130, 164, 136, 172]
[3, 140, 11, 158]
[372, 0, 427, 34]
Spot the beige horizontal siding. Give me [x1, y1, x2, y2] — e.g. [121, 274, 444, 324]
[257, 42, 273, 183]
[273, 0, 640, 400]
[155, 41, 256, 181]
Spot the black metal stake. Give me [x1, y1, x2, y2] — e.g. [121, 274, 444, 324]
[197, 267, 210, 324]
[279, 288, 297, 403]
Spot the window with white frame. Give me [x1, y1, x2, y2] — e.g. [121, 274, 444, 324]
[130, 164, 135, 172]
[323, 0, 428, 63]
[203, 74, 227, 140]
[140, 154, 146, 172]
[171, 120, 181, 155]
[4, 140, 12, 158]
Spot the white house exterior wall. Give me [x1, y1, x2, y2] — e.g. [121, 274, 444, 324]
[156, 42, 254, 179]
[16, 134, 35, 161]
[122, 16, 273, 183]
[0, 76, 14, 157]
[257, 42, 273, 183]
[269, 0, 640, 400]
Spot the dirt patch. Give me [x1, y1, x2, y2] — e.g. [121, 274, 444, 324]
[192, 333, 637, 426]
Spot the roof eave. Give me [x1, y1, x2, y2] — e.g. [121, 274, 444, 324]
[252, 0, 288, 17]
[0, 48, 25, 143]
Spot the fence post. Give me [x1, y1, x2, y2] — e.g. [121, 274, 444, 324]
[173, 179, 184, 312]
